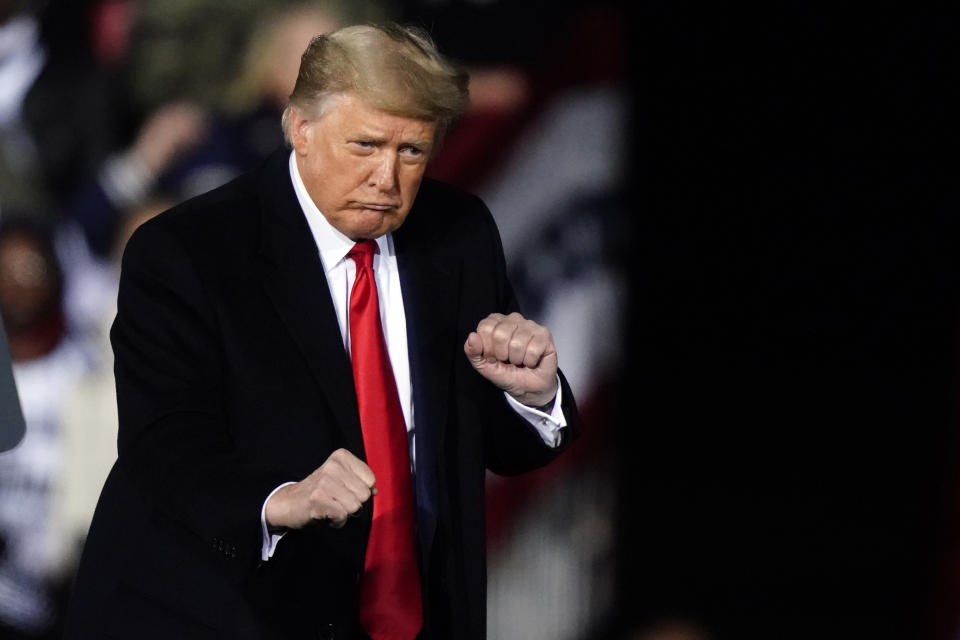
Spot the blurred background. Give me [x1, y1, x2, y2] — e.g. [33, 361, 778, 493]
[0, 1, 955, 639]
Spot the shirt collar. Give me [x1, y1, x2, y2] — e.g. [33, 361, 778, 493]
[288, 150, 392, 273]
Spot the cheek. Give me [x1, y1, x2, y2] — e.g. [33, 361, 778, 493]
[329, 155, 374, 190]
[400, 170, 426, 197]
[349, 166, 373, 189]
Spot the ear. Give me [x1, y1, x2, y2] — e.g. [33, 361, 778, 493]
[288, 107, 311, 154]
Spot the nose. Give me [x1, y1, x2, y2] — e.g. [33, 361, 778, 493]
[369, 153, 398, 192]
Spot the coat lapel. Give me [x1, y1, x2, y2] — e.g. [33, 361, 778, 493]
[395, 218, 461, 575]
[254, 152, 365, 457]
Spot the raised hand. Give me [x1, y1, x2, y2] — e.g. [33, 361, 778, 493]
[463, 312, 559, 408]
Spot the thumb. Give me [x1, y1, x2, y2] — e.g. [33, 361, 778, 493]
[464, 332, 484, 365]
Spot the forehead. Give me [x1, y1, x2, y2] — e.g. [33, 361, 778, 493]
[317, 93, 437, 139]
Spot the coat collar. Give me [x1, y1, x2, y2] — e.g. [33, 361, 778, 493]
[255, 150, 364, 456]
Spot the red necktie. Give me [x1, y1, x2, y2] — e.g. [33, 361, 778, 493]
[348, 240, 423, 640]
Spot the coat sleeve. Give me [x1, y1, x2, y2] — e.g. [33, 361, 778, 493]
[467, 197, 583, 475]
[112, 219, 288, 574]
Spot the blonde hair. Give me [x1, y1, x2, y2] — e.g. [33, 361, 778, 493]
[281, 23, 469, 143]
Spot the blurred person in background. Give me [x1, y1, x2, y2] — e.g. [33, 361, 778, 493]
[62, 101, 207, 261]
[0, 0, 116, 218]
[161, 0, 364, 199]
[58, 102, 207, 348]
[0, 0, 202, 344]
[0, 216, 93, 639]
[58, 2, 386, 339]
[128, 0, 390, 202]
[63, 1, 390, 265]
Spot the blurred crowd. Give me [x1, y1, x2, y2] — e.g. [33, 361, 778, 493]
[0, 0, 624, 638]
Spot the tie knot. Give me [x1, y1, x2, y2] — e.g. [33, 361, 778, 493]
[348, 240, 378, 269]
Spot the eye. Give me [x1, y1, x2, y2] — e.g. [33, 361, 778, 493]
[349, 140, 376, 152]
[400, 145, 427, 160]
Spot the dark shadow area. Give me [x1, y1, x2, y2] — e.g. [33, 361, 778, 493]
[620, 5, 957, 639]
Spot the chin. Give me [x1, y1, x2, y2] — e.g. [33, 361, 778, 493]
[358, 217, 404, 239]
[333, 207, 407, 240]
[345, 224, 385, 241]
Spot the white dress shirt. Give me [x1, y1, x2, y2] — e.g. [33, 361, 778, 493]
[260, 152, 566, 560]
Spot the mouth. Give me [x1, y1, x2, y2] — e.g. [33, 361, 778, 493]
[354, 202, 398, 211]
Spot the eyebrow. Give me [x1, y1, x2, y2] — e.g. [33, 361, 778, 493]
[350, 133, 433, 148]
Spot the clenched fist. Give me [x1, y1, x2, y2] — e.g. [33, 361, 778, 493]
[265, 448, 376, 531]
[463, 312, 559, 408]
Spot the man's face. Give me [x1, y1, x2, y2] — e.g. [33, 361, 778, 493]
[290, 93, 437, 240]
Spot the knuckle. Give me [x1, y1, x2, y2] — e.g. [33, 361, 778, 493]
[318, 461, 335, 477]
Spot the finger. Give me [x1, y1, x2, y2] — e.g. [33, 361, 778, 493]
[491, 319, 519, 363]
[507, 324, 535, 366]
[338, 468, 374, 505]
[309, 479, 351, 523]
[475, 313, 505, 337]
[327, 449, 372, 486]
[337, 450, 377, 491]
[313, 472, 355, 511]
[332, 492, 363, 517]
[522, 328, 555, 369]
[326, 501, 350, 528]
[475, 313, 505, 361]
[464, 332, 484, 362]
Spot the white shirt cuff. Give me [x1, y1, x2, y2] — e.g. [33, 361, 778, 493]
[503, 375, 566, 448]
[260, 481, 296, 561]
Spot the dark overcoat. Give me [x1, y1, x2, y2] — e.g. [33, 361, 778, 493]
[65, 150, 579, 640]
